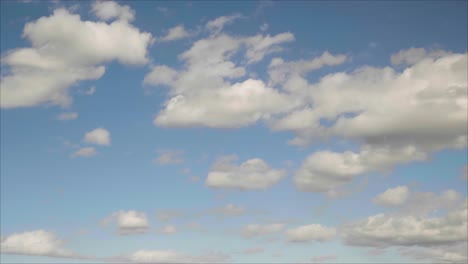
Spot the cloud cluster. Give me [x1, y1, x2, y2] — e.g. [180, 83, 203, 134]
[205, 155, 287, 190]
[1, 3, 152, 108]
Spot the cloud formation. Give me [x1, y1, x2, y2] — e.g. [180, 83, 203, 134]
[102, 210, 150, 235]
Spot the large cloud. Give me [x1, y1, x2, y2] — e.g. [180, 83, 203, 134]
[1, 230, 73, 258]
[205, 155, 287, 190]
[1, 3, 152, 108]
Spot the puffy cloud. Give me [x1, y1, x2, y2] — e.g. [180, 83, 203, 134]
[143, 65, 179, 87]
[102, 210, 150, 235]
[71, 147, 97, 157]
[206, 155, 287, 190]
[1, 7, 152, 108]
[153, 150, 184, 165]
[126, 250, 229, 263]
[91, 1, 135, 22]
[343, 204, 468, 248]
[373, 185, 410, 207]
[243, 32, 295, 64]
[240, 223, 286, 238]
[0, 230, 73, 258]
[294, 145, 425, 193]
[160, 25, 190, 42]
[400, 244, 468, 263]
[271, 50, 467, 151]
[83, 127, 111, 146]
[56, 112, 78, 121]
[285, 224, 336, 243]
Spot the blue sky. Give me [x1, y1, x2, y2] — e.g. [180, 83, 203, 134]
[1, 1, 467, 263]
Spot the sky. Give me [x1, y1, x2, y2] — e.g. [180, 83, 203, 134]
[0, 0, 467, 263]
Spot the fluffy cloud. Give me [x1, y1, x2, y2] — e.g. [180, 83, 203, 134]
[56, 112, 78, 121]
[83, 128, 111, 146]
[0, 230, 73, 258]
[1, 6, 151, 108]
[294, 145, 425, 193]
[71, 146, 97, 157]
[205, 155, 287, 190]
[145, 17, 300, 128]
[125, 250, 229, 263]
[373, 185, 410, 207]
[285, 224, 336, 243]
[240, 223, 286, 238]
[153, 150, 184, 165]
[390, 47, 450, 65]
[271, 49, 467, 151]
[343, 204, 467, 248]
[91, 1, 135, 22]
[102, 210, 150, 235]
[160, 25, 190, 42]
[205, 14, 241, 34]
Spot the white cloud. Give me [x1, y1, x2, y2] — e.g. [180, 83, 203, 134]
[1, 7, 152, 108]
[240, 223, 286, 238]
[83, 86, 96, 96]
[91, 1, 135, 22]
[260, 23, 269, 32]
[71, 147, 97, 157]
[294, 145, 426, 193]
[206, 155, 287, 190]
[83, 127, 111, 146]
[390, 47, 450, 65]
[126, 250, 229, 263]
[343, 203, 468, 248]
[213, 204, 246, 217]
[206, 14, 241, 34]
[285, 224, 336, 243]
[400, 244, 468, 263]
[102, 210, 150, 235]
[373, 185, 410, 207]
[143, 65, 178, 87]
[0, 230, 73, 258]
[154, 150, 183, 165]
[56, 112, 78, 121]
[159, 225, 177, 234]
[243, 32, 295, 64]
[160, 25, 190, 42]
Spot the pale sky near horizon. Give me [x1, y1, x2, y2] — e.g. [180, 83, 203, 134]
[1, 0, 467, 263]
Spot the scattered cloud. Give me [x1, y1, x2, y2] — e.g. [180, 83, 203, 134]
[285, 224, 336, 243]
[83, 127, 111, 146]
[373, 185, 410, 207]
[102, 210, 150, 235]
[159, 225, 177, 234]
[206, 14, 242, 34]
[160, 25, 191, 42]
[71, 146, 97, 157]
[124, 250, 230, 263]
[206, 155, 287, 190]
[242, 247, 264, 255]
[154, 150, 184, 165]
[240, 223, 286, 238]
[56, 112, 78, 121]
[0, 230, 74, 258]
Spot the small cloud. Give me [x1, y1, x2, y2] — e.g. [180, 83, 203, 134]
[159, 225, 177, 234]
[156, 6, 171, 16]
[71, 147, 97, 158]
[461, 165, 468, 180]
[242, 247, 264, 255]
[160, 25, 191, 42]
[56, 112, 78, 121]
[154, 150, 184, 165]
[369, 42, 378, 48]
[260, 23, 269, 32]
[83, 128, 111, 146]
[189, 176, 200, 182]
[84, 86, 96, 95]
[102, 210, 150, 235]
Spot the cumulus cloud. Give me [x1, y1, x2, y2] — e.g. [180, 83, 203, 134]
[160, 25, 191, 42]
[205, 155, 287, 190]
[390, 47, 450, 65]
[0, 230, 73, 258]
[243, 32, 295, 64]
[1, 6, 151, 108]
[343, 203, 467, 248]
[373, 185, 410, 207]
[285, 224, 336, 243]
[102, 210, 150, 235]
[206, 14, 241, 34]
[71, 147, 97, 157]
[91, 1, 135, 22]
[56, 112, 78, 121]
[125, 250, 230, 263]
[294, 145, 426, 193]
[240, 223, 286, 238]
[83, 127, 111, 146]
[153, 150, 184, 165]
